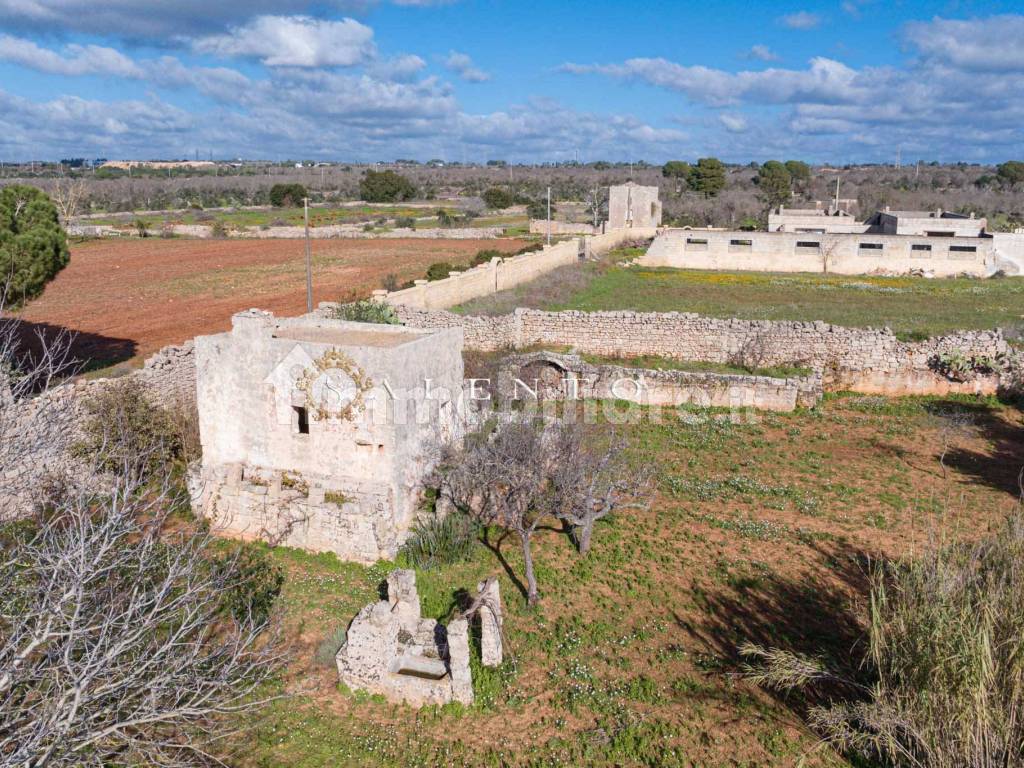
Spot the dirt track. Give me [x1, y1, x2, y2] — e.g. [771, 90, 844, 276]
[20, 237, 525, 367]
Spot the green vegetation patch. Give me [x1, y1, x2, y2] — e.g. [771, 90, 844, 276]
[552, 265, 1024, 339]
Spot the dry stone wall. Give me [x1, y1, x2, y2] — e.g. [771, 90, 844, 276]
[498, 351, 822, 412]
[0, 342, 197, 518]
[395, 306, 1008, 397]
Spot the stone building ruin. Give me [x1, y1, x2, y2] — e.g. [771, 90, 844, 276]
[335, 570, 503, 707]
[191, 309, 463, 563]
[608, 182, 662, 230]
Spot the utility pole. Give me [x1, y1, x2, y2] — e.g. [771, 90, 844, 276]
[834, 176, 840, 211]
[303, 197, 313, 312]
[546, 187, 552, 246]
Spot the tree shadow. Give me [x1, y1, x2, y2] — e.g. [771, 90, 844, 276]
[679, 539, 875, 713]
[480, 528, 528, 603]
[933, 399, 1024, 497]
[12, 318, 137, 375]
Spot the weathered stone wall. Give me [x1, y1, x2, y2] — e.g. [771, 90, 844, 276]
[66, 223, 507, 240]
[378, 227, 658, 310]
[499, 351, 823, 412]
[528, 220, 599, 236]
[395, 306, 1007, 396]
[608, 184, 662, 229]
[0, 342, 197, 518]
[192, 310, 464, 563]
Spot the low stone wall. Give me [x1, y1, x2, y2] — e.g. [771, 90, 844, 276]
[528, 220, 599, 236]
[395, 306, 1008, 397]
[378, 227, 658, 310]
[499, 351, 822, 412]
[0, 342, 197, 518]
[67, 223, 506, 240]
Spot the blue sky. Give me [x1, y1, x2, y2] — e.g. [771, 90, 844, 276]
[0, 0, 1022, 163]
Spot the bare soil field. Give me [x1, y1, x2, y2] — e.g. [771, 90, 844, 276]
[19, 237, 526, 367]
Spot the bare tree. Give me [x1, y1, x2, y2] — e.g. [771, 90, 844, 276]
[436, 419, 552, 605]
[49, 177, 88, 222]
[0, 289, 77, 518]
[548, 424, 650, 555]
[0, 286, 285, 766]
[584, 186, 607, 228]
[0, 470, 286, 767]
[436, 418, 646, 603]
[820, 234, 840, 275]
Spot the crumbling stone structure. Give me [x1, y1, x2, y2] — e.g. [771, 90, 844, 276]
[498, 350, 822, 412]
[608, 182, 662, 230]
[191, 310, 463, 563]
[335, 570, 478, 707]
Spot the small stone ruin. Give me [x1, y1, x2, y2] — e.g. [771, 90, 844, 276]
[335, 570, 503, 707]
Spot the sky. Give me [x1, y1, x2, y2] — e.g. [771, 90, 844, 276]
[0, 0, 1022, 164]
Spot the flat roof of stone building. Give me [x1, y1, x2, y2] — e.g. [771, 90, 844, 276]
[274, 326, 423, 348]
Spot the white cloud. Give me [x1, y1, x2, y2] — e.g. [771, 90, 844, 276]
[718, 113, 748, 133]
[562, 57, 867, 107]
[443, 50, 490, 82]
[367, 53, 426, 81]
[194, 15, 375, 67]
[904, 15, 1024, 72]
[0, 89, 193, 158]
[779, 11, 822, 29]
[0, 0, 459, 37]
[561, 14, 1024, 161]
[746, 44, 780, 62]
[0, 35, 143, 77]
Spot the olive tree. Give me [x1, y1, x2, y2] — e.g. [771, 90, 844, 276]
[435, 419, 648, 605]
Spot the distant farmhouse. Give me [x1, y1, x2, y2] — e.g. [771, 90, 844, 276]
[647, 202, 1023, 277]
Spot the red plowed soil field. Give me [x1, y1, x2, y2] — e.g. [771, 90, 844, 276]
[20, 237, 525, 368]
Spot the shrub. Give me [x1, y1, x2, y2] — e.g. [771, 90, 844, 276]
[482, 187, 515, 210]
[743, 512, 1024, 768]
[930, 350, 997, 382]
[0, 185, 69, 304]
[399, 507, 479, 570]
[514, 242, 544, 255]
[268, 183, 306, 207]
[314, 625, 348, 668]
[526, 199, 554, 220]
[426, 261, 454, 281]
[359, 170, 417, 203]
[75, 378, 183, 477]
[382, 273, 399, 292]
[209, 220, 229, 238]
[470, 248, 502, 267]
[436, 208, 454, 227]
[214, 543, 284, 626]
[133, 218, 149, 238]
[395, 216, 416, 229]
[331, 300, 400, 325]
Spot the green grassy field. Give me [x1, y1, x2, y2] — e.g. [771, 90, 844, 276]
[235, 392, 1023, 767]
[456, 247, 1024, 340]
[558, 267, 1024, 340]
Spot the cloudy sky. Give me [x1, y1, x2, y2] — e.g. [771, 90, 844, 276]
[0, 0, 1021, 163]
